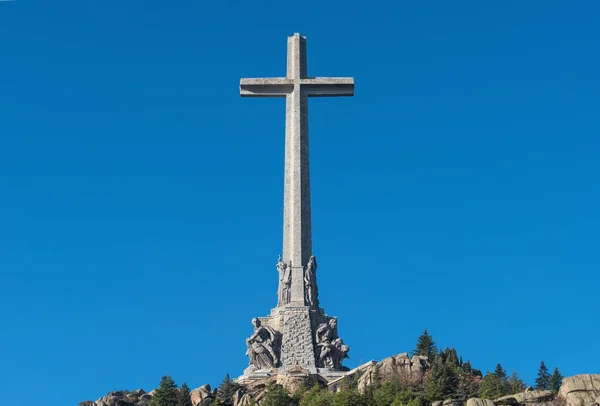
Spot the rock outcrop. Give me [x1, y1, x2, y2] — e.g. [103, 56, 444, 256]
[274, 369, 324, 393]
[90, 390, 150, 406]
[467, 398, 497, 406]
[443, 400, 464, 406]
[190, 384, 214, 406]
[358, 353, 429, 392]
[559, 375, 600, 406]
[496, 390, 555, 405]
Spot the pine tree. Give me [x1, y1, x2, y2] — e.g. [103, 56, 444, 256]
[412, 330, 438, 361]
[178, 382, 192, 406]
[424, 357, 459, 402]
[550, 368, 564, 394]
[373, 382, 398, 406]
[261, 383, 293, 406]
[442, 348, 460, 368]
[479, 366, 509, 399]
[300, 386, 333, 406]
[507, 371, 527, 395]
[494, 364, 507, 381]
[456, 371, 482, 401]
[149, 376, 178, 406]
[216, 374, 245, 406]
[332, 389, 366, 406]
[535, 361, 551, 390]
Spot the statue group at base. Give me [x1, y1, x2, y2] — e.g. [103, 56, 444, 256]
[245, 318, 281, 371]
[315, 319, 349, 370]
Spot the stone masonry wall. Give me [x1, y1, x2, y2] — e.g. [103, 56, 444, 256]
[280, 307, 316, 372]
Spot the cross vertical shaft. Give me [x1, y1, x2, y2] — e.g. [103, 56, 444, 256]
[240, 33, 354, 309]
[284, 34, 311, 305]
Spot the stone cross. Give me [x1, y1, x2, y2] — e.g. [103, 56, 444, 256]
[240, 33, 354, 307]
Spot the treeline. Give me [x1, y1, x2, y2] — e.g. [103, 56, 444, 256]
[410, 330, 564, 402]
[145, 330, 564, 406]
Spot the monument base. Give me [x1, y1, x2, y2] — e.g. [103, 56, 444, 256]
[242, 304, 348, 379]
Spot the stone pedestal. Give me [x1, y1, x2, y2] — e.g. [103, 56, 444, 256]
[242, 304, 344, 378]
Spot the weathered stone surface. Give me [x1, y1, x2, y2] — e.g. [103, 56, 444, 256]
[231, 389, 245, 406]
[467, 398, 496, 406]
[96, 391, 125, 406]
[496, 390, 554, 405]
[190, 384, 213, 406]
[91, 390, 153, 406]
[528, 401, 560, 406]
[237, 394, 254, 406]
[559, 375, 600, 406]
[237, 378, 269, 405]
[279, 309, 315, 370]
[275, 369, 320, 393]
[358, 353, 430, 392]
[139, 394, 152, 405]
[432, 401, 444, 406]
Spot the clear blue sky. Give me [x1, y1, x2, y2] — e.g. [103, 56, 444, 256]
[1, 1, 598, 405]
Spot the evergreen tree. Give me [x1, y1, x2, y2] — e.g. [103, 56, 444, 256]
[550, 368, 564, 394]
[332, 389, 366, 406]
[262, 383, 293, 406]
[178, 382, 192, 406]
[393, 398, 421, 406]
[507, 371, 527, 395]
[535, 361, 551, 390]
[389, 389, 419, 406]
[373, 382, 398, 406]
[216, 374, 245, 406]
[479, 366, 510, 400]
[446, 349, 460, 368]
[424, 357, 459, 402]
[494, 364, 507, 381]
[455, 372, 482, 401]
[300, 386, 333, 406]
[149, 376, 178, 406]
[412, 330, 438, 361]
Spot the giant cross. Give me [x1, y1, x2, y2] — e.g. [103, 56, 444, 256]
[240, 33, 354, 307]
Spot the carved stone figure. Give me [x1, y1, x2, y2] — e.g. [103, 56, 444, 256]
[304, 255, 319, 307]
[333, 338, 350, 369]
[277, 255, 292, 306]
[245, 318, 280, 370]
[315, 318, 348, 369]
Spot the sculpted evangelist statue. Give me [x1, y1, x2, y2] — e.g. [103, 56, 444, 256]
[277, 255, 292, 306]
[245, 318, 281, 370]
[304, 255, 319, 307]
[315, 318, 350, 369]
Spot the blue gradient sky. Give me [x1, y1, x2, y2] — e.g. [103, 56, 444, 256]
[0, 1, 599, 405]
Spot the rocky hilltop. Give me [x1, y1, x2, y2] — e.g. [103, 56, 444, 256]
[79, 353, 600, 406]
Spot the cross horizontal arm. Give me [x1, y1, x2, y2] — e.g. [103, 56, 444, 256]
[301, 77, 354, 97]
[240, 78, 294, 98]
